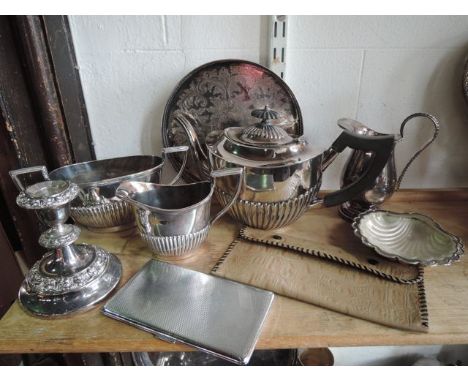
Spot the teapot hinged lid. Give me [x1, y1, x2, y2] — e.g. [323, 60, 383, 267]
[225, 106, 294, 148]
[214, 106, 318, 167]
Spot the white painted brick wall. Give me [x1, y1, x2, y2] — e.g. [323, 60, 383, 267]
[289, 16, 468, 49]
[286, 15, 468, 189]
[69, 15, 263, 161]
[69, 15, 468, 189]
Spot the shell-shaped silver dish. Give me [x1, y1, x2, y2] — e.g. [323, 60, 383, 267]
[353, 210, 464, 266]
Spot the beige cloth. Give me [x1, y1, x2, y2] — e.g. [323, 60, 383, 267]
[211, 208, 428, 332]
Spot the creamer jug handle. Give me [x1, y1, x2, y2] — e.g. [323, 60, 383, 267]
[210, 168, 244, 226]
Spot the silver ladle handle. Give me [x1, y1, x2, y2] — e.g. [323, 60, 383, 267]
[395, 113, 440, 191]
[9, 165, 50, 191]
[210, 167, 244, 226]
[161, 145, 189, 185]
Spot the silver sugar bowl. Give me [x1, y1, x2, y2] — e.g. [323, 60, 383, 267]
[47, 147, 188, 232]
[10, 166, 122, 317]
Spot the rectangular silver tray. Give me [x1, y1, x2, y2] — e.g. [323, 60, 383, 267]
[102, 260, 274, 365]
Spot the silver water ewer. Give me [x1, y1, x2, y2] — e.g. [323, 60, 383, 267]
[338, 113, 440, 221]
[9, 166, 122, 317]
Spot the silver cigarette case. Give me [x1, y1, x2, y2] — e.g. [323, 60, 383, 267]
[102, 260, 274, 365]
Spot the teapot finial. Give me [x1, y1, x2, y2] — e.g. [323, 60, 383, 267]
[241, 106, 291, 145]
[251, 105, 279, 122]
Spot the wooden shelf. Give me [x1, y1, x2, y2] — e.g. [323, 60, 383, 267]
[0, 190, 467, 354]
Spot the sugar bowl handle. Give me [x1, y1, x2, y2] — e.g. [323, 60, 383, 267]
[174, 111, 213, 180]
[210, 167, 244, 226]
[395, 113, 440, 191]
[9, 165, 50, 191]
[161, 145, 189, 185]
[174, 111, 208, 161]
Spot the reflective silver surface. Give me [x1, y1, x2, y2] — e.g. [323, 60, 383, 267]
[208, 106, 320, 204]
[103, 260, 275, 365]
[210, 149, 323, 203]
[353, 210, 464, 266]
[116, 168, 243, 259]
[47, 147, 188, 230]
[236, 105, 294, 145]
[70, 199, 133, 232]
[339, 113, 440, 221]
[20, 244, 122, 316]
[9, 167, 122, 317]
[215, 186, 319, 230]
[162, 59, 304, 182]
[140, 226, 210, 258]
[132, 349, 297, 366]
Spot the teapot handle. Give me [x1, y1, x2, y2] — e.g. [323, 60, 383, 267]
[322, 131, 395, 207]
[395, 113, 440, 191]
[210, 168, 244, 226]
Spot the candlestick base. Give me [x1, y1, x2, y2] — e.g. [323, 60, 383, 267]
[19, 244, 122, 317]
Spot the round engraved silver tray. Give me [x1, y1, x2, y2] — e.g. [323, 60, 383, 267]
[352, 210, 464, 266]
[162, 59, 303, 182]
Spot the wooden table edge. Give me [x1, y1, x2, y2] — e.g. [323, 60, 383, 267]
[0, 189, 467, 354]
[2, 334, 468, 354]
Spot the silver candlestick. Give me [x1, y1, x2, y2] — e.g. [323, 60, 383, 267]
[10, 166, 122, 317]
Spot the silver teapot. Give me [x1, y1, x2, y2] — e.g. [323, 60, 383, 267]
[207, 106, 395, 229]
[338, 113, 440, 221]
